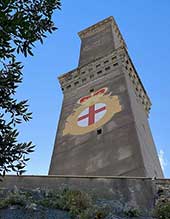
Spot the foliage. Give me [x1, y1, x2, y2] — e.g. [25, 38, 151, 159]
[153, 201, 170, 219]
[78, 206, 109, 219]
[0, 188, 110, 218]
[0, 0, 61, 176]
[124, 207, 140, 217]
[38, 189, 93, 218]
[0, 192, 27, 209]
[61, 189, 92, 212]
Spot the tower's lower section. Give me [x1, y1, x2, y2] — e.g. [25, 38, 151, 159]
[49, 63, 163, 178]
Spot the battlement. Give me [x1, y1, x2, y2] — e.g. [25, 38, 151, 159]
[58, 47, 151, 115]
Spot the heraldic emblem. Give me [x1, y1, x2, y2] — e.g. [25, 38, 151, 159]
[63, 87, 122, 135]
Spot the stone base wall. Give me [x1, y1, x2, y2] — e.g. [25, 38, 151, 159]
[154, 179, 170, 204]
[0, 175, 170, 218]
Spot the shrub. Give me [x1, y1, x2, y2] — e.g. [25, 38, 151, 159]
[0, 193, 27, 209]
[62, 189, 92, 211]
[154, 201, 170, 219]
[37, 189, 93, 218]
[79, 206, 109, 219]
[124, 207, 140, 217]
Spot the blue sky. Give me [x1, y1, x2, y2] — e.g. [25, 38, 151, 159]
[17, 0, 170, 178]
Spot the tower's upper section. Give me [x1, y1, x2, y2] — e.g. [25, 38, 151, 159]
[58, 16, 152, 116]
[78, 16, 126, 66]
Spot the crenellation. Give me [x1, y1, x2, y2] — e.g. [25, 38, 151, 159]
[59, 47, 151, 117]
[123, 53, 152, 115]
[59, 50, 123, 93]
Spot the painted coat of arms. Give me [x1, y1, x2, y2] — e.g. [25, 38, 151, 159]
[63, 87, 122, 135]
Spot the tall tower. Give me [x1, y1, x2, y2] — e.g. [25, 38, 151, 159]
[49, 17, 163, 177]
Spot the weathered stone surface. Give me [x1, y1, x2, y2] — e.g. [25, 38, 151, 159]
[1, 176, 170, 219]
[0, 176, 166, 213]
[154, 179, 170, 204]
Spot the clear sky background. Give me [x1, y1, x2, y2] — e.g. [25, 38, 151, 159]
[16, 0, 170, 178]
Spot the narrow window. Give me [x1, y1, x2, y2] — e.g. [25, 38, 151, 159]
[104, 60, 109, 64]
[97, 70, 102, 74]
[96, 64, 101, 68]
[90, 88, 94, 93]
[105, 66, 111, 71]
[74, 81, 79, 86]
[97, 129, 102, 135]
[112, 56, 117, 60]
[67, 76, 72, 81]
[133, 74, 136, 79]
[66, 85, 71, 89]
[113, 63, 118, 67]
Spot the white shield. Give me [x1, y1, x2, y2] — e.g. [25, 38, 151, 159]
[77, 103, 107, 127]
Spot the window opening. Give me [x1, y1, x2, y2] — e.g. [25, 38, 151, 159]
[97, 129, 102, 135]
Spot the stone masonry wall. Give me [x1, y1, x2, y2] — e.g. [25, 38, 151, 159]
[0, 176, 169, 219]
[154, 179, 170, 204]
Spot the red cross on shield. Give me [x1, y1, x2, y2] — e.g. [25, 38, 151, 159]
[77, 103, 107, 127]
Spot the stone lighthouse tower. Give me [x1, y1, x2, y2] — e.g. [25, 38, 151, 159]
[49, 17, 163, 177]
